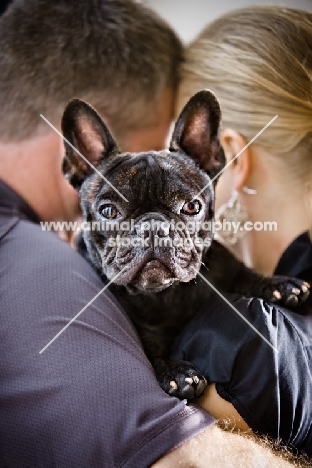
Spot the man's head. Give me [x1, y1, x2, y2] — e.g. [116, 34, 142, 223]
[0, 0, 182, 149]
[0, 0, 182, 221]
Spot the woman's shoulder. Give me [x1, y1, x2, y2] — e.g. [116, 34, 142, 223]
[275, 231, 312, 284]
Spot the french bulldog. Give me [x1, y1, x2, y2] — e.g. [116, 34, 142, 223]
[61, 90, 309, 399]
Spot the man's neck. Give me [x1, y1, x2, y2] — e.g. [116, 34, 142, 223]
[0, 133, 79, 222]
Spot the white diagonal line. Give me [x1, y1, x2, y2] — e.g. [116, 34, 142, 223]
[39, 266, 128, 354]
[197, 271, 279, 353]
[40, 114, 129, 203]
[194, 115, 278, 199]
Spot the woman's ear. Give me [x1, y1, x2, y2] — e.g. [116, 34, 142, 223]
[220, 128, 251, 190]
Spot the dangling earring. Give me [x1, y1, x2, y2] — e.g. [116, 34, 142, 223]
[242, 186, 257, 195]
[215, 190, 249, 245]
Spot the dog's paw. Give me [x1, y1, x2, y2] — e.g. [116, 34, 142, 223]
[158, 361, 207, 400]
[261, 277, 310, 308]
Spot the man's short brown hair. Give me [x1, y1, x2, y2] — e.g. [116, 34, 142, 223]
[0, 0, 182, 142]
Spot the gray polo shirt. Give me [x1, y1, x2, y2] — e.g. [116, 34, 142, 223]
[0, 179, 214, 468]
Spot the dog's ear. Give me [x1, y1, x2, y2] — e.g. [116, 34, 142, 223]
[170, 89, 225, 179]
[61, 98, 119, 189]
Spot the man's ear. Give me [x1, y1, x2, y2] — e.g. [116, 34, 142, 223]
[61, 98, 119, 189]
[170, 89, 225, 179]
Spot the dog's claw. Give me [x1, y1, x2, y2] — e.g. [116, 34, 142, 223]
[169, 380, 178, 390]
[286, 294, 298, 307]
[272, 290, 282, 300]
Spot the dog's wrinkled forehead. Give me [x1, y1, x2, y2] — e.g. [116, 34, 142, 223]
[81, 149, 213, 210]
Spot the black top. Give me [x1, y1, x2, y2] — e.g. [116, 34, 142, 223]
[0, 179, 214, 468]
[172, 231, 312, 456]
[0, 0, 12, 16]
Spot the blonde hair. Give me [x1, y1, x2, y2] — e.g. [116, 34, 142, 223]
[179, 6, 312, 191]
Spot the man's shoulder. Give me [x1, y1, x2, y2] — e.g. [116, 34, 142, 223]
[0, 212, 142, 361]
[0, 214, 128, 332]
[1, 214, 98, 278]
[0, 214, 216, 468]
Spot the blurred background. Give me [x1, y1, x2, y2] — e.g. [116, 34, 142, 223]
[143, 0, 312, 43]
[1, 1, 311, 41]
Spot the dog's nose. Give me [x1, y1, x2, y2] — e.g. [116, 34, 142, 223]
[136, 222, 150, 239]
[135, 220, 170, 239]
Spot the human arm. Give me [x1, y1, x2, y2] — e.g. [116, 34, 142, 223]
[195, 383, 251, 433]
[0, 218, 215, 467]
[153, 424, 298, 468]
[171, 293, 312, 457]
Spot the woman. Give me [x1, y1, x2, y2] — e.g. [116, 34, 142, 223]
[173, 6, 312, 457]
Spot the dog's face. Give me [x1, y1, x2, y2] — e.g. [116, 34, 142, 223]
[61, 90, 224, 292]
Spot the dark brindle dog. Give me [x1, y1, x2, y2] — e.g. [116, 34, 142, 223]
[61, 90, 309, 399]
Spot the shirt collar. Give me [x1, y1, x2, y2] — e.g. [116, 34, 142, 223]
[0, 178, 40, 224]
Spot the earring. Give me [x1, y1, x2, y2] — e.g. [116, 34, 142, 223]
[242, 186, 257, 195]
[215, 190, 249, 245]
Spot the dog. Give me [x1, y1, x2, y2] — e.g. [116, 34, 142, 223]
[61, 90, 309, 399]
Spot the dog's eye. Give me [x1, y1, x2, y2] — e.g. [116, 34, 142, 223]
[99, 204, 120, 219]
[181, 200, 201, 215]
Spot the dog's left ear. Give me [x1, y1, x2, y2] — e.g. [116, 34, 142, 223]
[61, 98, 119, 189]
[170, 89, 225, 179]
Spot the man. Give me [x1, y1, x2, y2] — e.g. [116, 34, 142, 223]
[0, 1, 297, 466]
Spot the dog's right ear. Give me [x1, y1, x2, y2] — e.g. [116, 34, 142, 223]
[170, 89, 224, 180]
[61, 99, 119, 189]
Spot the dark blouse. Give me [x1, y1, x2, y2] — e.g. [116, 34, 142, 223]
[172, 232, 312, 457]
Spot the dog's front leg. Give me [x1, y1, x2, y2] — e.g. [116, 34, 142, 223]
[233, 265, 310, 307]
[205, 240, 310, 307]
[136, 326, 207, 400]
